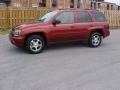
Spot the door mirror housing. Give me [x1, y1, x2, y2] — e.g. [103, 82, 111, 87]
[52, 20, 61, 26]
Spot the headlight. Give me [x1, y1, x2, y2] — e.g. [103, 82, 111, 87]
[12, 29, 21, 37]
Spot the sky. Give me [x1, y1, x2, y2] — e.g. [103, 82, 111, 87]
[105, 0, 120, 5]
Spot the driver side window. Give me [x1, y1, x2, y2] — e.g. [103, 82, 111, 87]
[56, 11, 74, 24]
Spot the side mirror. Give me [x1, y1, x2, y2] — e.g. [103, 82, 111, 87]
[52, 20, 61, 26]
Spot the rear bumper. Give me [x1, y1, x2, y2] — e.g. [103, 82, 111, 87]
[104, 29, 110, 38]
[9, 34, 25, 47]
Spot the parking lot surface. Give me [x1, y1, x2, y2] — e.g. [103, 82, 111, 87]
[0, 30, 120, 90]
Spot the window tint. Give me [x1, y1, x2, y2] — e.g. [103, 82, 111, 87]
[56, 12, 74, 24]
[77, 0, 80, 8]
[39, 11, 58, 22]
[92, 11, 107, 22]
[51, 0, 58, 7]
[39, 0, 46, 7]
[77, 11, 92, 23]
[70, 0, 74, 8]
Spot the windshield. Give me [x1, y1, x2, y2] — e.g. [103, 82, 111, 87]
[38, 11, 58, 23]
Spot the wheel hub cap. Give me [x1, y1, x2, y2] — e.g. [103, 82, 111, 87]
[92, 35, 100, 46]
[30, 39, 42, 52]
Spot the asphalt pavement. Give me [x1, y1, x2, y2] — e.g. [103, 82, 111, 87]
[0, 29, 120, 90]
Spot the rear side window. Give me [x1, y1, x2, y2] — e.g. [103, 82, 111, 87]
[92, 11, 107, 22]
[77, 11, 92, 23]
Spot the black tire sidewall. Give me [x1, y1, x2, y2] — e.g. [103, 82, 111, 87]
[25, 35, 45, 54]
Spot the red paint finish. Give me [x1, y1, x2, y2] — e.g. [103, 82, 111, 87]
[9, 9, 110, 47]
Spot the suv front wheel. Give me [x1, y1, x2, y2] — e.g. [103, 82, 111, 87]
[25, 35, 45, 54]
[88, 32, 102, 47]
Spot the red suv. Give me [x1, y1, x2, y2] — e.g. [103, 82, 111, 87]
[9, 9, 110, 54]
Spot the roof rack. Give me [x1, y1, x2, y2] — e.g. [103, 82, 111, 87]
[54, 8, 99, 11]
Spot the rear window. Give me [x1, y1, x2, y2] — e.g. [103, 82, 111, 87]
[91, 11, 107, 22]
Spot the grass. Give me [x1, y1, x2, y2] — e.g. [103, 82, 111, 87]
[0, 29, 10, 35]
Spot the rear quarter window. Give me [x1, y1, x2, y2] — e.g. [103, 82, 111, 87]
[91, 11, 107, 22]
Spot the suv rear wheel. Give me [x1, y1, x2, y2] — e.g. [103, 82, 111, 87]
[25, 35, 45, 54]
[88, 32, 102, 47]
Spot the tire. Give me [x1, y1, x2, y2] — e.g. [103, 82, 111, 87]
[88, 32, 102, 47]
[25, 35, 45, 54]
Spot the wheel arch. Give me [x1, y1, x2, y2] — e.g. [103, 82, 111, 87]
[24, 32, 47, 46]
[89, 29, 104, 38]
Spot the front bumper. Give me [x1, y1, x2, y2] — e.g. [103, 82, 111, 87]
[9, 34, 25, 47]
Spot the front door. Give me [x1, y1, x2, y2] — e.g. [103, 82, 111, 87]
[49, 11, 76, 43]
[74, 11, 93, 39]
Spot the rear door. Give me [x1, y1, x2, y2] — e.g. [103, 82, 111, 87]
[75, 11, 93, 39]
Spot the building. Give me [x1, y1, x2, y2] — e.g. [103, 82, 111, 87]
[0, 0, 10, 6]
[90, 0, 120, 10]
[0, 0, 119, 10]
[0, 0, 89, 8]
